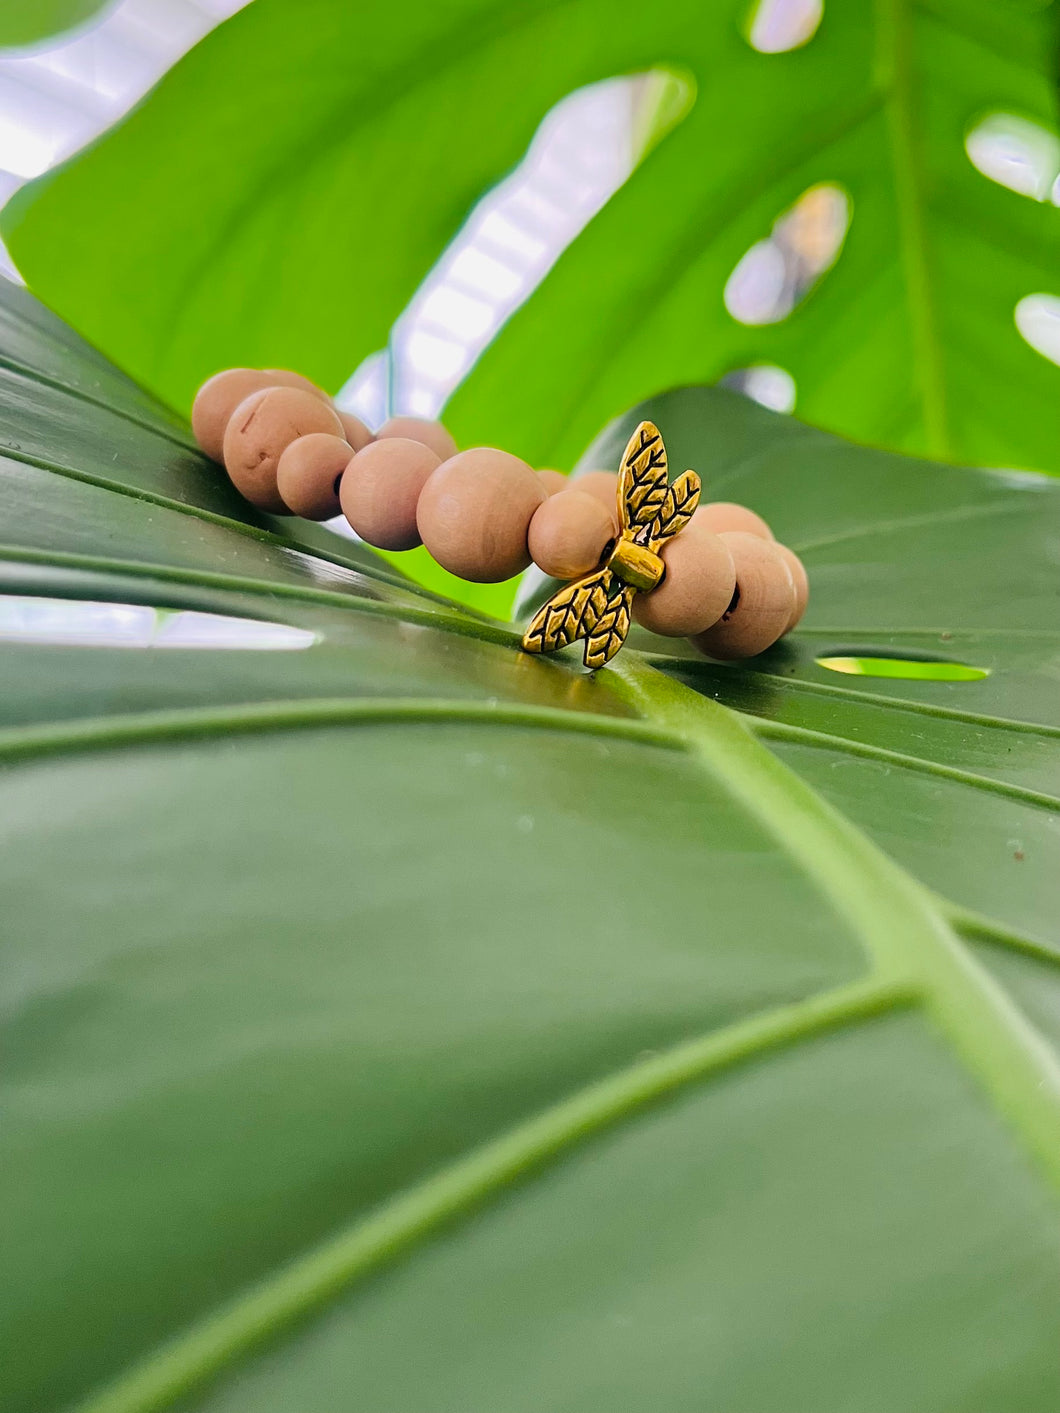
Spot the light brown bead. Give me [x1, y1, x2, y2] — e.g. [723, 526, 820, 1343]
[695, 501, 774, 540]
[691, 532, 795, 660]
[223, 387, 344, 514]
[632, 521, 737, 637]
[417, 447, 546, 582]
[276, 433, 354, 520]
[537, 469, 568, 497]
[262, 369, 329, 400]
[192, 368, 324, 462]
[528, 489, 615, 580]
[339, 438, 441, 550]
[776, 544, 809, 631]
[376, 416, 458, 462]
[336, 410, 374, 452]
[572, 470, 620, 526]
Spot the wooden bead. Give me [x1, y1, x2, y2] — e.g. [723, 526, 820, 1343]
[537, 469, 568, 497]
[572, 470, 620, 525]
[776, 544, 809, 631]
[632, 521, 736, 637]
[695, 501, 774, 540]
[223, 387, 343, 514]
[192, 368, 324, 462]
[340, 438, 441, 550]
[691, 532, 795, 660]
[276, 433, 354, 520]
[528, 489, 615, 580]
[337, 410, 374, 452]
[376, 416, 457, 462]
[262, 369, 329, 400]
[417, 447, 546, 581]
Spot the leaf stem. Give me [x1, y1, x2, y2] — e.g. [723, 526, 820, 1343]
[875, 0, 951, 458]
[607, 658, 1060, 1192]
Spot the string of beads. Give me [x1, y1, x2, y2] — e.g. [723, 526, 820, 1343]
[192, 368, 808, 660]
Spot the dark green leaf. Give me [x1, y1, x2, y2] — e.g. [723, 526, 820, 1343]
[1, 281, 1059, 1413]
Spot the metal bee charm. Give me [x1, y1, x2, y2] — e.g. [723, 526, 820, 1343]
[522, 421, 701, 669]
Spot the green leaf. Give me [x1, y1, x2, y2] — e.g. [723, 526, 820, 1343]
[2, 280, 1060, 1413]
[4, 0, 1060, 479]
[0, 0, 109, 47]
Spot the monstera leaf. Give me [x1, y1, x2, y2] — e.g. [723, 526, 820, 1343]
[4, 0, 1060, 483]
[2, 278, 1060, 1413]
[0, 0, 109, 47]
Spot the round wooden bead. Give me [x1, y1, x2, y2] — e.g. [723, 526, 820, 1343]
[776, 543, 809, 631]
[223, 387, 343, 514]
[528, 489, 615, 580]
[571, 470, 620, 526]
[417, 447, 546, 582]
[262, 369, 329, 400]
[537, 469, 568, 497]
[691, 532, 795, 660]
[340, 438, 441, 550]
[192, 368, 324, 462]
[695, 501, 774, 540]
[376, 416, 458, 462]
[276, 433, 354, 520]
[336, 410, 374, 452]
[632, 521, 737, 637]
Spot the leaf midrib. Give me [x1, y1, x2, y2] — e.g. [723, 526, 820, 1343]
[879, 0, 949, 455]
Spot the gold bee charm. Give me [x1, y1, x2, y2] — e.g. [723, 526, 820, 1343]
[522, 421, 701, 669]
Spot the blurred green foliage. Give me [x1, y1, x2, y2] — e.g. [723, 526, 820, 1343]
[5, 0, 1059, 612]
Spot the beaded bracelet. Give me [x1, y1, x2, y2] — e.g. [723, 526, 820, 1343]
[192, 368, 808, 666]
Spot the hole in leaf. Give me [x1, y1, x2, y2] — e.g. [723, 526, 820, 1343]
[746, 0, 824, 52]
[725, 183, 850, 325]
[0, 596, 316, 650]
[1015, 293, 1060, 366]
[965, 112, 1060, 202]
[720, 365, 797, 412]
[816, 655, 990, 682]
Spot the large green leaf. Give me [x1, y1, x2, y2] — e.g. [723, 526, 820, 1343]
[3, 0, 1060, 479]
[0, 0, 110, 47]
[2, 278, 1060, 1413]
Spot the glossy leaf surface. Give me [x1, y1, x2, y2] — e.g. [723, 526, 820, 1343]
[2, 281, 1059, 1413]
[3, 0, 1060, 483]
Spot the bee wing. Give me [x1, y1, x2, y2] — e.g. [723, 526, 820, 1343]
[521, 568, 612, 654]
[649, 469, 702, 546]
[584, 584, 634, 669]
[617, 420, 669, 533]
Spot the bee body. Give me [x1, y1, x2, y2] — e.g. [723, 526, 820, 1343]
[522, 420, 701, 668]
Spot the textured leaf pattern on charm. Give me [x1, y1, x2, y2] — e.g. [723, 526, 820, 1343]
[584, 585, 634, 669]
[618, 420, 668, 532]
[649, 469, 702, 546]
[521, 569, 611, 654]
